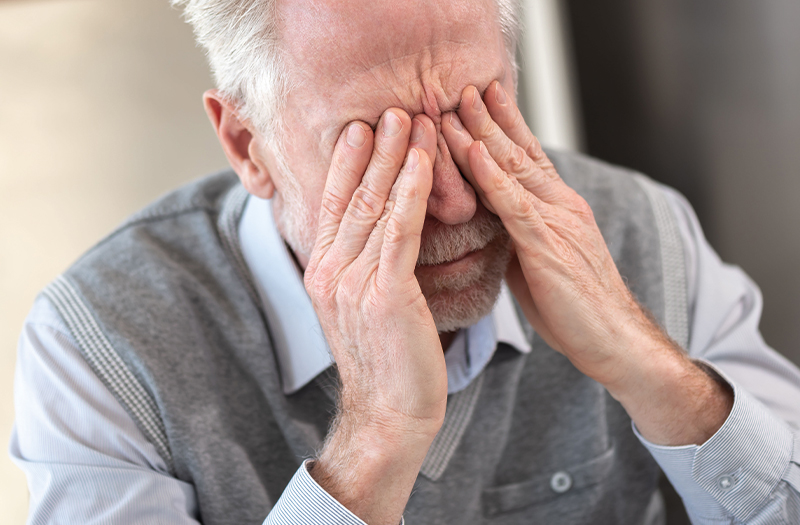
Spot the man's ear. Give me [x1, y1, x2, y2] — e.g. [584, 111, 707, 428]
[203, 89, 275, 199]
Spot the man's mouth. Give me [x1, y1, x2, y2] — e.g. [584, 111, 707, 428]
[418, 246, 480, 267]
[415, 246, 485, 277]
[415, 206, 506, 267]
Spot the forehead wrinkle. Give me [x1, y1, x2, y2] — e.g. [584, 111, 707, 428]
[350, 40, 485, 122]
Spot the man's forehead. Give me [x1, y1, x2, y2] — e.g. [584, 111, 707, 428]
[278, 0, 507, 125]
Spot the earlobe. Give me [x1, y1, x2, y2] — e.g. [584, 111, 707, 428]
[203, 89, 275, 199]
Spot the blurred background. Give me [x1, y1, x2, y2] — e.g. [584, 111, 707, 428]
[1, 0, 798, 522]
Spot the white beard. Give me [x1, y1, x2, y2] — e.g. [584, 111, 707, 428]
[416, 213, 511, 332]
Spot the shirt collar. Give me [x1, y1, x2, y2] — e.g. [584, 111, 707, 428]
[238, 194, 531, 395]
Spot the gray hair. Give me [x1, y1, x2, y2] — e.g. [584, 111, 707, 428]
[172, 0, 521, 143]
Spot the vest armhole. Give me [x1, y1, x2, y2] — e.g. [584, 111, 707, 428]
[42, 275, 176, 476]
[633, 175, 690, 349]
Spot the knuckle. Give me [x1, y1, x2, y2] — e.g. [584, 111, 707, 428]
[383, 214, 418, 246]
[525, 135, 544, 160]
[348, 185, 384, 221]
[365, 289, 385, 312]
[320, 191, 349, 219]
[371, 140, 406, 170]
[380, 195, 397, 220]
[506, 143, 529, 174]
[306, 268, 332, 300]
[570, 195, 595, 221]
[396, 179, 420, 203]
[478, 115, 497, 139]
[337, 273, 364, 304]
[515, 189, 537, 217]
[481, 166, 507, 197]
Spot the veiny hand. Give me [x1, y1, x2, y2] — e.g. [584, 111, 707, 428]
[441, 82, 732, 446]
[441, 82, 652, 388]
[303, 109, 447, 524]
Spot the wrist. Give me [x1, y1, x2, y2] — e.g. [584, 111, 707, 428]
[337, 378, 447, 440]
[311, 408, 438, 525]
[606, 333, 734, 446]
[323, 403, 441, 468]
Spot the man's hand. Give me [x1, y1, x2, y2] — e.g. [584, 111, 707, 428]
[303, 109, 447, 524]
[441, 82, 733, 447]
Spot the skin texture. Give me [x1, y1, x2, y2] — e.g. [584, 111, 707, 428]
[203, 0, 734, 523]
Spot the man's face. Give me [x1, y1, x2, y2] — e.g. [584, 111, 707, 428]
[267, 0, 515, 331]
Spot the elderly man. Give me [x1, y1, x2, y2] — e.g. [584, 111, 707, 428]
[11, 0, 800, 524]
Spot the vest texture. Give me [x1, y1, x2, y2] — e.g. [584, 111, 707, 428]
[44, 150, 688, 525]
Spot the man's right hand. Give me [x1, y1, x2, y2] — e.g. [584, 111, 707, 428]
[303, 109, 447, 525]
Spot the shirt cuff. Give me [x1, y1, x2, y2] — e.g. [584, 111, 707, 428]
[264, 459, 406, 525]
[633, 362, 797, 522]
[264, 459, 367, 525]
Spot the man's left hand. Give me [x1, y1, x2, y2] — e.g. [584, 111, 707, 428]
[441, 81, 733, 446]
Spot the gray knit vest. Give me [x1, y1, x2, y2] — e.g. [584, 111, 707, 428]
[43, 150, 689, 525]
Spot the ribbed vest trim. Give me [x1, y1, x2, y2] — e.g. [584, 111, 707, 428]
[634, 175, 689, 348]
[421, 373, 486, 480]
[42, 275, 176, 475]
[217, 184, 259, 306]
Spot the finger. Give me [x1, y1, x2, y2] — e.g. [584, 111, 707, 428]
[440, 111, 496, 214]
[409, 114, 437, 174]
[358, 116, 434, 270]
[468, 140, 551, 250]
[328, 108, 412, 265]
[483, 81, 558, 178]
[313, 121, 374, 256]
[373, 148, 434, 283]
[458, 84, 568, 205]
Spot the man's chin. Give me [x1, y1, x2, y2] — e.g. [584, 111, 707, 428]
[417, 234, 512, 333]
[426, 276, 504, 333]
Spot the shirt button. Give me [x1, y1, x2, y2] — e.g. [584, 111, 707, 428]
[550, 471, 572, 493]
[718, 475, 736, 491]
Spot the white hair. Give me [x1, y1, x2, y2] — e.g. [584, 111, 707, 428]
[172, 0, 521, 142]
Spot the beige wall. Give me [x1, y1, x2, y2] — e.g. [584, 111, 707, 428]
[0, 0, 228, 521]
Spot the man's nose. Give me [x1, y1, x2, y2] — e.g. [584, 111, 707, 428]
[427, 133, 477, 225]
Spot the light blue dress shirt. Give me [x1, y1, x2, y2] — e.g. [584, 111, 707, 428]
[10, 185, 800, 524]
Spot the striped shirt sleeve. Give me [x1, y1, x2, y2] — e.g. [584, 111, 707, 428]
[635, 367, 800, 523]
[11, 297, 402, 525]
[264, 460, 372, 525]
[9, 297, 201, 524]
[635, 188, 800, 523]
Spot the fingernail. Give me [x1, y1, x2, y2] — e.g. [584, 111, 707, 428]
[410, 118, 424, 143]
[449, 113, 463, 132]
[472, 87, 483, 112]
[495, 83, 507, 105]
[480, 141, 491, 159]
[406, 148, 419, 172]
[383, 112, 403, 137]
[346, 123, 366, 148]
